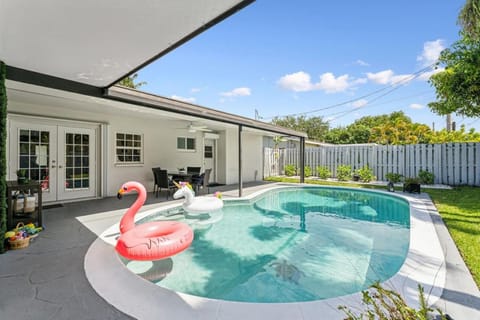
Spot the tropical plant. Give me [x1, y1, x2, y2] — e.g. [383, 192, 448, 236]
[304, 166, 312, 177]
[284, 164, 296, 176]
[418, 169, 435, 185]
[336, 164, 352, 181]
[338, 282, 447, 320]
[316, 166, 332, 179]
[355, 165, 375, 182]
[117, 73, 147, 89]
[385, 172, 404, 183]
[428, 34, 480, 118]
[16, 169, 26, 177]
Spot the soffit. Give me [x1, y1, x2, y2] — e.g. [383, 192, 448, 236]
[0, 0, 253, 88]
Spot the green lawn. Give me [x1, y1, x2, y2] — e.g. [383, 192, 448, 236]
[265, 176, 480, 287]
[427, 187, 480, 287]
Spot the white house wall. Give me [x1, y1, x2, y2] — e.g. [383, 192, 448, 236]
[220, 127, 264, 185]
[7, 100, 205, 196]
[7, 92, 266, 198]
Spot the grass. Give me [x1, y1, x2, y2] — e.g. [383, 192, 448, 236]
[427, 187, 480, 287]
[265, 176, 480, 288]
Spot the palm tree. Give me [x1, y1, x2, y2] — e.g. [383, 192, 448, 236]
[117, 73, 147, 89]
[458, 0, 480, 40]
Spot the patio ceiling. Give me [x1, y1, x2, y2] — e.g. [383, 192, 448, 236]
[0, 0, 253, 90]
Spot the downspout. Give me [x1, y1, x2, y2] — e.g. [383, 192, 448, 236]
[0, 61, 7, 253]
[238, 124, 243, 197]
[299, 137, 305, 183]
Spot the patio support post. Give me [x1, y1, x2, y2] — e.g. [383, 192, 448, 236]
[238, 124, 243, 197]
[299, 137, 305, 183]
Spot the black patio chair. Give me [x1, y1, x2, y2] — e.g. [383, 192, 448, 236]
[154, 169, 177, 199]
[192, 168, 212, 194]
[151, 167, 161, 195]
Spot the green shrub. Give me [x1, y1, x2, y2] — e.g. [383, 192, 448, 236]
[336, 165, 352, 181]
[418, 169, 434, 184]
[339, 282, 446, 320]
[316, 166, 332, 179]
[355, 165, 375, 182]
[304, 166, 312, 177]
[284, 164, 297, 176]
[386, 172, 403, 183]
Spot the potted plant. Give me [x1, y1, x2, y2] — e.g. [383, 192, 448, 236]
[403, 177, 421, 193]
[16, 169, 27, 184]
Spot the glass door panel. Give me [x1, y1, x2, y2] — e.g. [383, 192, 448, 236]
[9, 120, 57, 202]
[58, 127, 95, 200]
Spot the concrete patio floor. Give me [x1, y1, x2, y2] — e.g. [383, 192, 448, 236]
[1, 181, 479, 319]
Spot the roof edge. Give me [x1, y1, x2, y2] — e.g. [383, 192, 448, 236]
[106, 85, 308, 138]
[6, 66, 104, 97]
[106, 0, 256, 88]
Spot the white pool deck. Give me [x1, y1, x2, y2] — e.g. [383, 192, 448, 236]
[82, 183, 480, 319]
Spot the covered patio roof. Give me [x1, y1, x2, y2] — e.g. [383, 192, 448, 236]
[0, 0, 254, 90]
[1, 0, 307, 190]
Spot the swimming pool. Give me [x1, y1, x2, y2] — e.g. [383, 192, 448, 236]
[122, 186, 410, 303]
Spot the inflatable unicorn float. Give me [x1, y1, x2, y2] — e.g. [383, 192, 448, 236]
[172, 181, 223, 214]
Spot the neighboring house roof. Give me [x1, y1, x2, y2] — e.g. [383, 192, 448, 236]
[106, 85, 307, 138]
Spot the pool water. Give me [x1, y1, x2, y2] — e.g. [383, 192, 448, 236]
[123, 186, 410, 303]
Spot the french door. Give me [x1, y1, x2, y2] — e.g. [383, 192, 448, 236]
[9, 118, 97, 202]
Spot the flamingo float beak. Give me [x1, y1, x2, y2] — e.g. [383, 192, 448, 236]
[117, 187, 126, 199]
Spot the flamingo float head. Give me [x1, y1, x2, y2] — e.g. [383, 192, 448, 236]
[117, 181, 148, 234]
[117, 185, 128, 199]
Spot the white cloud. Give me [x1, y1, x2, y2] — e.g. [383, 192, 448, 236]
[316, 73, 350, 93]
[220, 87, 251, 97]
[353, 78, 368, 85]
[417, 39, 445, 66]
[366, 70, 395, 84]
[355, 59, 370, 67]
[278, 71, 352, 93]
[278, 71, 313, 92]
[367, 70, 412, 85]
[171, 95, 196, 103]
[191, 88, 201, 93]
[410, 103, 424, 109]
[352, 99, 368, 109]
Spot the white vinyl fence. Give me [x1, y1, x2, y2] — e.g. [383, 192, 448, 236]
[264, 143, 480, 186]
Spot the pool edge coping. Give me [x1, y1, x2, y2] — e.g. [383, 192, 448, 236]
[84, 184, 446, 320]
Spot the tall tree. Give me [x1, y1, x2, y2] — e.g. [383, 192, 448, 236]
[428, 0, 480, 117]
[271, 115, 329, 141]
[458, 0, 480, 40]
[117, 73, 147, 89]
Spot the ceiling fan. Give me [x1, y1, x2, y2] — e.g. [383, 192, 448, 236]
[179, 122, 213, 133]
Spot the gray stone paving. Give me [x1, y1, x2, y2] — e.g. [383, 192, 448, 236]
[1, 182, 479, 319]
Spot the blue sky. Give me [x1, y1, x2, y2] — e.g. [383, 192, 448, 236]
[137, 0, 478, 131]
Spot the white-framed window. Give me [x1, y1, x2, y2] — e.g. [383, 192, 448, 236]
[177, 137, 196, 151]
[115, 132, 143, 164]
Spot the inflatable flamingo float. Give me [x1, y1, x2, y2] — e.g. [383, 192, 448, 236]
[173, 181, 223, 214]
[116, 181, 194, 261]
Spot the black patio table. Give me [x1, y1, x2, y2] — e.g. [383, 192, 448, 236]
[168, 171, 193, 183]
